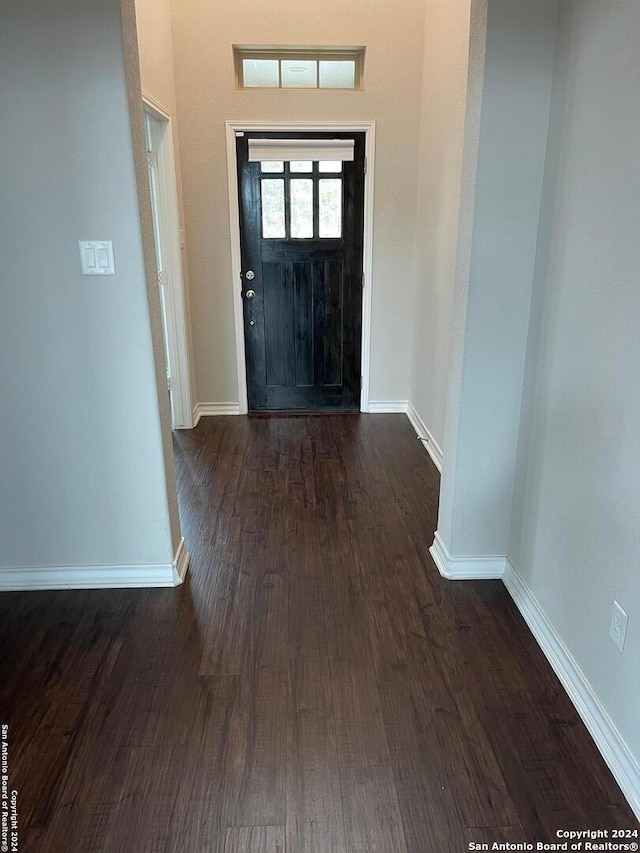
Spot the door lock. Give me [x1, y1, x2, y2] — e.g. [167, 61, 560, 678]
[245, 270, 255, 281]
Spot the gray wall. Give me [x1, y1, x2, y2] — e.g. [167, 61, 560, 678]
[0, 0, 179, 569]
[510, 0, 640, 768]
[437, 0, 558, 556]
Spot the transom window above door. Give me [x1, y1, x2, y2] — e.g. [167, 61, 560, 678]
[260, 161, 343, 240]
[234, 46, 365, 90]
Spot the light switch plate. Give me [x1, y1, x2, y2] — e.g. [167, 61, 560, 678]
[79, 241, 116, 275]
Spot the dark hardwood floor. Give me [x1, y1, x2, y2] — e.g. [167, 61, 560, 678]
[0, 415, 636, 851]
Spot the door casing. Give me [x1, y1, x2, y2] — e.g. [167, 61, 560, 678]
[143, 94, 195, 429]
[225, 120, 376, 414]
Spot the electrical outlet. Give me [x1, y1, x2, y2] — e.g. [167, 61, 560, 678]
[609, 601, 629, 653]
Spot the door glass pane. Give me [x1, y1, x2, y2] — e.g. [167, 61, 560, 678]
[290, 161, 313, 172]
[319, 179, 342, 238]
[319, 60, 356, 89]
[261, 161, 284, 173]
[290, 179, 313, 238]
[261, 179, 286, 238]
[281, 60, 318, 88]
[319, 160, 343, 173]
[243, 59, 279, 88]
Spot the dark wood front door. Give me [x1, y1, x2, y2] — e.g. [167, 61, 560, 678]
[237, 132, 365, 412]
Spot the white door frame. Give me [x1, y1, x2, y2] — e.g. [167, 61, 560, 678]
[143, 94, 194, 429]
[225, 120, 376, 414]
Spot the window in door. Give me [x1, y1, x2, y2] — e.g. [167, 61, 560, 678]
[259, 161, 343, 240]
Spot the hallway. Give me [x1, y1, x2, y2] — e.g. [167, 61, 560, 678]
[0, 415, 634, 851]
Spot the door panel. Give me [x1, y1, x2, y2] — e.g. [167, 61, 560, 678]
[264, 262, 295, 387]
[294, 262, 313, 387]
[237, 132, 365, 412]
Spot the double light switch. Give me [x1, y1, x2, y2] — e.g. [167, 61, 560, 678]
[79, 241, 116, 275]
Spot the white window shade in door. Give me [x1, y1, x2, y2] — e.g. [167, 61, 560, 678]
[248, 138, 355, 162]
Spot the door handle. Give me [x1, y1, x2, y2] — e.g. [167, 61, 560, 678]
[245, 289, 256, 298]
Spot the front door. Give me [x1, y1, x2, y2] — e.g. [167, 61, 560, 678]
[237, 132, 365, 412]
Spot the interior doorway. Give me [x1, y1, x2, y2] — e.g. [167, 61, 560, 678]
[143, 100, 194, 428]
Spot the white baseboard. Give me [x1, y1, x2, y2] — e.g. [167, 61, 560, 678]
[367, 400, 408, 414]
[429, 531, 506, 580]
[406, 401, 443, 472]
[503, 561, 640, 821]
[193, 402, 242, 426]
[0, 537, 190, 591]
[195, 400, 412, 419]
[172, 537, 190, 586]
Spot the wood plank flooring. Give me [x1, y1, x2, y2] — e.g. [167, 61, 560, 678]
[0, 414, 636, 851]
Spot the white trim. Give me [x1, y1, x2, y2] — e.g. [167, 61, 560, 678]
[226, 123, 250, 415]
[367, 400, 408, 414]
[143, 97, 195, 429]
[429, 531, 506, 580]
[0, 538, 190, 591]
[360, 125, 375, 414]
[503, 560, 640, 822]
[141, 90, 172, 120]
[406, 401, 443, 472]
[172, 536, 190, 585]
[225, 120, 376, 415]
[193, 402, 242, 426]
